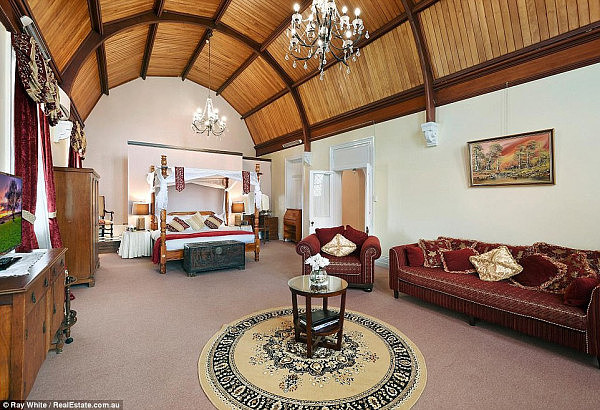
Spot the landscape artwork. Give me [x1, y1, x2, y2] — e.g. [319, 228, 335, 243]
[0, 174, 23, 251]
[468, 129, 554, 187]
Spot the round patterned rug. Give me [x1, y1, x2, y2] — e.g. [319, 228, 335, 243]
[198, 307, 426, 409]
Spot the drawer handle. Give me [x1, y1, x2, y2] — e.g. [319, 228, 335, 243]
[25, 329, 28, 340]
[43, 321, 46, 334]
[44, 277, 49, 287]
[53, 303, 57, 314]
[31, 292, 36, 304]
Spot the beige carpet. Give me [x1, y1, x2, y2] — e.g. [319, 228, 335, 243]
[28, 241, 600, 409]
[198, 307, 426, 409]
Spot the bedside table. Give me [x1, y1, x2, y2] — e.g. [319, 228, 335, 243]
[118, 230, 152, 258]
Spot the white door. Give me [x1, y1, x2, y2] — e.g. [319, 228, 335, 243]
[309, 170, 340, 234]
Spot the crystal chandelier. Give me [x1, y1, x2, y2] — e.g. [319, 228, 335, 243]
[191, 32, 226, 136]
[286, 0, 368, 79]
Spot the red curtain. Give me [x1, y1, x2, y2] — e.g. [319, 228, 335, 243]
[39, 106, 63, 248]
[14, 71, 39, 252]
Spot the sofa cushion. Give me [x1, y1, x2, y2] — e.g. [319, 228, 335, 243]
[406, 246, 425, 267]
[563, 277, 600, 307]
[419, 238, 452, 268]
[322, 234, 356, 257]
[441, 248, 478, 274]
[475, 242, 533, 262]
[315, 226, 345, 247]
[535, 242, 600, 274]
[344, 225, 368, 248]
[438, 236, 478, 250]
[324, 254, 362, 276]
[395, 266, 587, 330]
[511, 254, 567, 291]
[544, 252, 597, 294]
[469, 246, 523, 282]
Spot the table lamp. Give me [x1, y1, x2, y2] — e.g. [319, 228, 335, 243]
[231, 202, 245, 226]
[132, 202, 150, 230]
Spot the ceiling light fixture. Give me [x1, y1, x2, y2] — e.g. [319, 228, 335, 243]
[191, 32, 226, 136]
[286, 1, 368, 80]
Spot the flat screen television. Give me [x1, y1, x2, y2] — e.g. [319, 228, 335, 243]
[0, 171, 23, 258]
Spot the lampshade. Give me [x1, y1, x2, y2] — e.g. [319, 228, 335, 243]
[231, 202, 245, 214]
[132, 203, 149, 215]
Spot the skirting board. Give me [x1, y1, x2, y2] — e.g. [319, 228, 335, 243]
[376, 256, 389, 268]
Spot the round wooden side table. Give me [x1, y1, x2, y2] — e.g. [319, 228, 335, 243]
[288, 275, 348, 358]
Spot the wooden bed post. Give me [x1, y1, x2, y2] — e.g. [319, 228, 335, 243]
[224, 177, 229, 226]
[150, 165, 157, 230]
[160, 208, 167, 274]
[255, 163, 261, 261]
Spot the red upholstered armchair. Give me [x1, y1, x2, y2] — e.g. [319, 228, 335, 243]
[296, 226, 381, 291]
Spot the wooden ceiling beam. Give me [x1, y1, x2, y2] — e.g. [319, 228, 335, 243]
[181, 0, 231, 81]
[240, 89, 287, 119]
[87, 0, 102, 35]
[154, 0, 165, 17]
[96, 44, 109, 95]
[412, 0, 442, 13]
[140, 23, 157, 80]
[401, 0, 435, 122]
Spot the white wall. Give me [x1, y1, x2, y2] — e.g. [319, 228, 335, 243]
[84, 77, 255, 223]
[265, 63, 600, 256]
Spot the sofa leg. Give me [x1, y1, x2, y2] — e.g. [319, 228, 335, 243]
[597, 356, 600, 369]
[363, 286, 373, 292]
[468, 316, 477, 326]
[394, 290, 399, 299]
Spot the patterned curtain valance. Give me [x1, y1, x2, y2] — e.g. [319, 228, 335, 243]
[11, 33, 61, 126]
[70, 121, 87, 159]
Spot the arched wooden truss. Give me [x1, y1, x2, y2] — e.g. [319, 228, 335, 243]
[1, 0, 600, 155]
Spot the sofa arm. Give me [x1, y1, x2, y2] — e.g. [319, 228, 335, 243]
[296, 234, 320, 258]
[586, 284, 600, 358]
[389, 244, 417, 294]
[360, 236, 381, 262]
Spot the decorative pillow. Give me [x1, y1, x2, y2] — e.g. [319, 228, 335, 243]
[544, 252, 597, 294]
[563, 277, 600, 307]
[405, 246, 425, 267]
[187, 212, 205, 230]
[321, 234, 357, 257]
[204, 215, 223, 229]
[166, 219, 186, 232]
[438, 236, 478, 250]
[315, 226, 345, 246]
[535, 242, 600, 274]
[418, 238, 452, 268]
[475, 242, 533, 262]
[344, 225, 368, 248]
[510, 254, 567, 291]
[173, 217, 189, 229]
[440, 248, 478, 274]
[469, 246, 523, 282]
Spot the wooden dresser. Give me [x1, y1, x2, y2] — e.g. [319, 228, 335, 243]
[283, 209, 302, 242]
[54, 167, 99, 286]
[0, 248, 67, 399]
[244, 214, 278, 241]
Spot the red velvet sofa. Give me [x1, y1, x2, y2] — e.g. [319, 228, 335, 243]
[296, 227, 381, 291]
[389, 242, 600, 366]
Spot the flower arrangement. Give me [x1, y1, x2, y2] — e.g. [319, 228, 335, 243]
[305, 253, 330, 271]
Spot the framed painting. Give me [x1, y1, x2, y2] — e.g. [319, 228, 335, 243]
[468, 129, 555, 187]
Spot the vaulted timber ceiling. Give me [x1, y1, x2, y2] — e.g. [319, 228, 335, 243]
[2, 0, 600, 155]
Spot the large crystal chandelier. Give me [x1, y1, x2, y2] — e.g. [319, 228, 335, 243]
[191, 32, 226, 136]
[286, 0, 368, 79]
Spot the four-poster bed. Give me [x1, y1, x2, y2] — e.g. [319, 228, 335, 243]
[149, 155, 262, 274]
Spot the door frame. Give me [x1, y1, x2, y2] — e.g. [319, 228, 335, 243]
[284, 155, 304, 211]
[308, 170, 341, 234]
[329, 137, 375, 234]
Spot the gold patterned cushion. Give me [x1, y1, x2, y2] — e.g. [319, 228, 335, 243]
[469, 246, 523, 281]
[187, 212, 205, 230]
[321, 234, 357, 257]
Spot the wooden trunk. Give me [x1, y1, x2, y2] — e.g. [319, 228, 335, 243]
[53, 167, 100, 286]
[183, 240, 245, 275]
[0, 249, 68, 400]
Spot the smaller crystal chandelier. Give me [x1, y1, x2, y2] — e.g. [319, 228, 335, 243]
[191, 32, 226, 136]
[286, 0, 368, 79]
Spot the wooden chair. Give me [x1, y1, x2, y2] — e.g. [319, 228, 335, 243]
[98, 195, 114, 237]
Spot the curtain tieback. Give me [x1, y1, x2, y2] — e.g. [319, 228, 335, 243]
[48, 211, 56, 218]
[22, 209, 36, 224]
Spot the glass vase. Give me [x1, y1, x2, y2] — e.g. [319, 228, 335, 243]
[309, 268, 328, 286]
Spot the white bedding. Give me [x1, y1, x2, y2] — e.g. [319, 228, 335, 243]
[151, 225, 255, 251]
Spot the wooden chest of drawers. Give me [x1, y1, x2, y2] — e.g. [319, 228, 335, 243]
[183, 240, 245, 275]
[283, 209, 302, 243]
[0, 248, 68, 400]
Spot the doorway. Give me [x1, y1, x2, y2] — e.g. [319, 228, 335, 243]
[341, 169, 366, 230]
